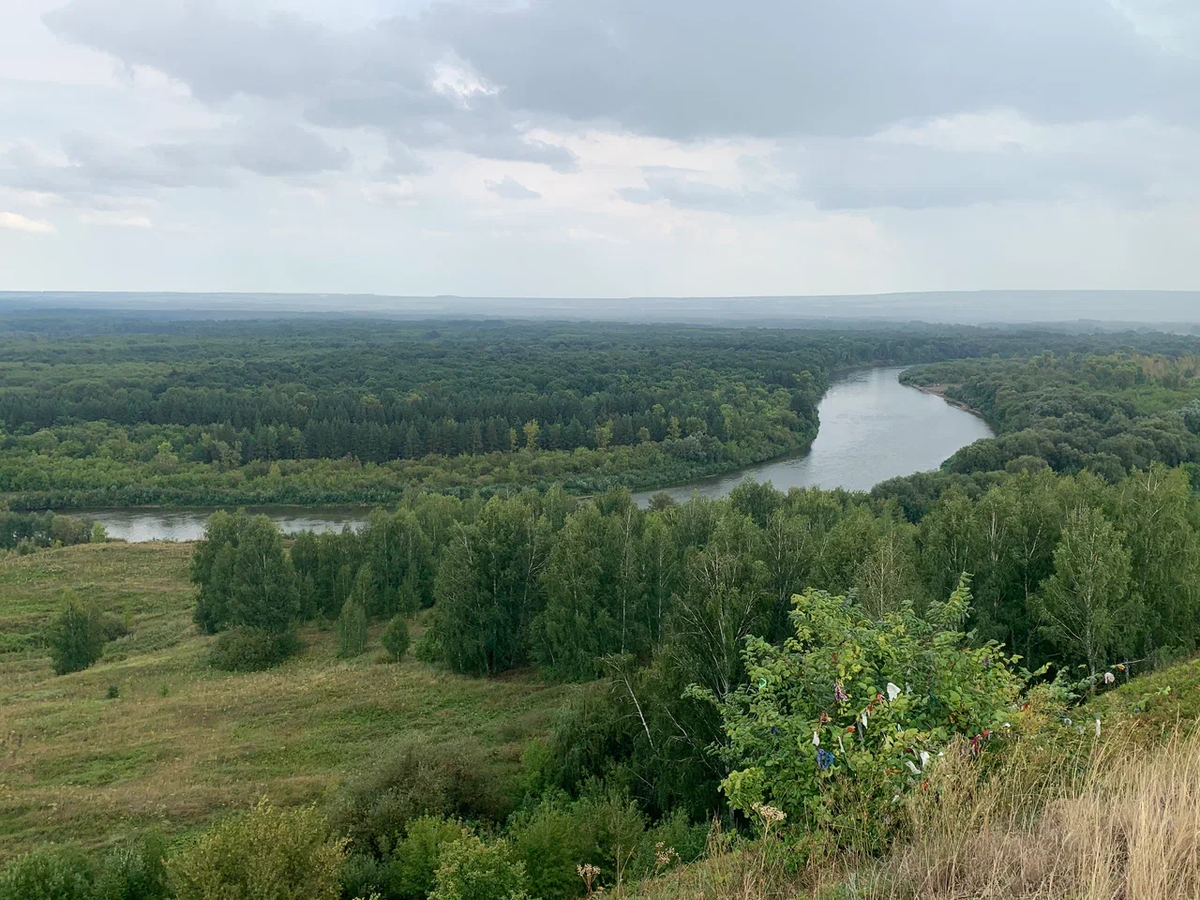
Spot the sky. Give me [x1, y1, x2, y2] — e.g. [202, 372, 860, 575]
[1, 0, 1198, 298]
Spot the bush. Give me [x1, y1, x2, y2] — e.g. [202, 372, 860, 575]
[99, 612, 130, 642]
[95, 832, 170, 900]
[106, 683, 120, 700]
[333, 739, 513, 855]
[168, 799, 346, 900]
[381, 615, 410, 662]
[413, 629, 440, 663]
[207, 626, 300, 672]
[713, 579, 1030, 851]
[388, 817, 470, 900]
[48, 600, 107, 675]
[0, 846, 95, 900]
[430, 836, 528, 900]
[339, 853, 389, 900]
[509, 797, 598, 900]
[337, 597, 369, 659]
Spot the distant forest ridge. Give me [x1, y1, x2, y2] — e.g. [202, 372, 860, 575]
[2, 290, 1199, 328]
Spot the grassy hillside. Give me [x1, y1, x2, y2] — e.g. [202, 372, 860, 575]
[624, 656, 1200, 900]
[0, 542, 565, 860]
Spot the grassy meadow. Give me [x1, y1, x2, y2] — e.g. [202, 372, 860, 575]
[0, 542, 566, 860]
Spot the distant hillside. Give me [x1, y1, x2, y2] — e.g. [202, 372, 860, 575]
[2, 289, 1199, 328]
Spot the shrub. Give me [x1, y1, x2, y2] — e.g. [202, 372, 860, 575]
[0, 846, 95, 900]
[99, 612, 130, 642]
[509, 797, 598, 900]
[381, 615, 410, 662]
[168, 799, 346, 900]
[208, 626, 300, 672]
[429, 836, 528, 900]
[339, 853, 389, 900]
[106, 683, 120, 700]
[413, 629, 440, 663]
[95, 832, 170, 900]
[48, 600, 107, 675]
[333, 739, 513, 855]
[388, 817, 470, 900]
[712, 579, 1030, 851]
[337, 597, 369, 659]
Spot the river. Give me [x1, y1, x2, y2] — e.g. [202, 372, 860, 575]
[82, 367, 992, 541]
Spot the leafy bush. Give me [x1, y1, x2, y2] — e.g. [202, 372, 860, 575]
[106, 683, 120, 700]
[509, 797, 598, 900]
[388, 817, 470, 900]
[48, 600, 107, 675]
[0, 846, 95, 900]
[413, 629, 440, 663]
[712, 578, 1030, 851]
[381, 615, 410, 662]
[95, 832, 170, 900]
[98, 612, 130, 642]
[333, 739, 513, 855]
[168, 800, 346, 900]
[207, 626, 300, 672]
[429, 836, 528, 900]
[339, 853, 389, 900]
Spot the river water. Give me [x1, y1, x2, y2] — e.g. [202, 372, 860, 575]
[82, 367, 992, 542]
[631, 367, 992, 505]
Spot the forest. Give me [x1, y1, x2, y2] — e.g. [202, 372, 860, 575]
[2, 313, 1198, 508]
[6, 312, 1200, 900]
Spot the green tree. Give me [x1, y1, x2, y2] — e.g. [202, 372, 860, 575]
[337, 571, 370, 659]
[852, 524, 924, 619]
[533, 501, 647, 681]
[381, 614, 410, 661]
[191, 510, 246, 633]
[48, 599, 106, 675]
[1112, 464, 1200, 656]
[433, 496, 550, 675]
[1034, 504, 1132, 676]
[229, 515, 300, 634]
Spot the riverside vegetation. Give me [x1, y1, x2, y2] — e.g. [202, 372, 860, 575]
[7, 312, 1200, 899]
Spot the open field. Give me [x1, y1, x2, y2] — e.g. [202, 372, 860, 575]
[0, 542, 566, 860]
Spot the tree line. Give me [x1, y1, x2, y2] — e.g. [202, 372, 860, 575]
[7, 315, 1199, 509]
[189, 458, 1200, 817]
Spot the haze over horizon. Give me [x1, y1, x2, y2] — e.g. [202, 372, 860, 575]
[2, 1, 1199, 299]
[3, 289, 1199, 327]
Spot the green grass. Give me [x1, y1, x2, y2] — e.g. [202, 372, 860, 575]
[0, 542, 566, 860]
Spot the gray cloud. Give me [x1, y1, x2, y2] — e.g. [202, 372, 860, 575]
[426, 0, 1199, 139]
[55, 0, 1196, 147]
[43, 0, 578, 171]
[37, 0, 1197, 211]
[619, 171, 782, 214]
[0, 120, 349, 198]
[485, 176, 540, 200]
[796, 140, 1157, 210]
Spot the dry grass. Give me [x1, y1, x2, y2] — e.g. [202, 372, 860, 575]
[875, 728, 1200, 899]
[635, 684, 1200, 900]
[0, 542, 565, 860]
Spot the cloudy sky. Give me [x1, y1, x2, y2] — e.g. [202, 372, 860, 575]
[1, 0, 1198, 297]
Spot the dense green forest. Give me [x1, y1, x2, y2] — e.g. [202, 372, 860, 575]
[8, 312, 1200, 900]
[3, 313, 1199, 508]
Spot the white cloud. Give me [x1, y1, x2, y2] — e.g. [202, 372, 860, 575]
[0, 211, 56, 234]
[78, 210, 153, 227]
